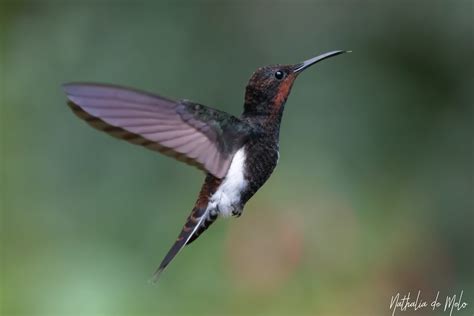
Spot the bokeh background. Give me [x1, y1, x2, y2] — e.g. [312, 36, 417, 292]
[1, 1, 473, 315]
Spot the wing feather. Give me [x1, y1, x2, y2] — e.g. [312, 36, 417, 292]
[175, 137, 208, 157]
[64, 83, 251, 178]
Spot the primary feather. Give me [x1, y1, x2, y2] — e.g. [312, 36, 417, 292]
[64, 83, 251, 178]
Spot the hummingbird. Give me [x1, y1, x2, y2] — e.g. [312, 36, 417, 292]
[63, 50, 348, 281]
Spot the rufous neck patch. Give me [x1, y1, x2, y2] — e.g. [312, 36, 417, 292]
[273, 76, 295, 109]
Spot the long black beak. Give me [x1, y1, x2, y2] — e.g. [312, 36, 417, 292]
[293, 50, 350, 73]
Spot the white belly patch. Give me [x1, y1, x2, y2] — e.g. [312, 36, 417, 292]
[207, 147, 247, 218]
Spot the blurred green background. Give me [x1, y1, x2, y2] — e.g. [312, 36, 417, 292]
[1, 1, 473, 315]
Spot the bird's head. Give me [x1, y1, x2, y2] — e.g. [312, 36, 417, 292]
[243, 50, 349, 117]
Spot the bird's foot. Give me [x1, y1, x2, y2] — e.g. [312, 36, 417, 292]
[231, 206, 243, 217]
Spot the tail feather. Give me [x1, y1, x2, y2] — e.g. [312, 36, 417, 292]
[151, 207, 208, 282]
[186, 209, 218, 245]
[151, 174, 222, 282]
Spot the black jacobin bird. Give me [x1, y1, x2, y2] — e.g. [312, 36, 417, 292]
[63, 50, 349, 281]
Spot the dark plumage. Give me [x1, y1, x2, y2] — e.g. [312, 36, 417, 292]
[63, 50, 348, 281]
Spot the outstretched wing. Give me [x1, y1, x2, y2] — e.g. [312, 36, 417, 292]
[63, 83, 252, 178]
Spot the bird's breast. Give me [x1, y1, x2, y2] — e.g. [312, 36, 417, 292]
[207, 147, 248, 218]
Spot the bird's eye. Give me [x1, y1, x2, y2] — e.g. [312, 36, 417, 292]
[275, 71, 284, 80]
